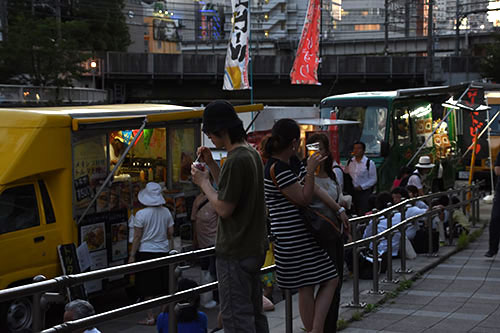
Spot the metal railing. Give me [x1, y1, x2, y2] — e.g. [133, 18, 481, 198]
[0, 85, 108, 105]
[0, 183, 482, 333]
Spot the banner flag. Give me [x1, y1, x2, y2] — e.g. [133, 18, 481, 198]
[290, 0, 321, 85]
[223, 0, 250, 90]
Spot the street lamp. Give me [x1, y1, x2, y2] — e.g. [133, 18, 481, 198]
[90, 60, 97, 88]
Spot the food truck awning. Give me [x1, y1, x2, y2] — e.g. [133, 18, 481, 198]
[0, 103, 264, 185]
[296, 118, 360, 126]
[68, 104, 264, 131]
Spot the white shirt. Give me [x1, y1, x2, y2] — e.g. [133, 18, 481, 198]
[133, 206, 174, 253]
[408, 171, 423, 190]
[363, 205, 427, 256]
[84, 329, 101, 333]
[332, 161, 344, 192]
[346, 155, 377, 190]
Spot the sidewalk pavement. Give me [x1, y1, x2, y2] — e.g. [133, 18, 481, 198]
[96, 201, 493, 333]
[268, 201, 492, 333]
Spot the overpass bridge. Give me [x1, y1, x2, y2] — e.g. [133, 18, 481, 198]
[181, 32, 494, 56]
[103, 52, 482, 105]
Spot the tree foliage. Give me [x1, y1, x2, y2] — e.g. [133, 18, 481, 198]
[480, 33, 500, 83]
[0, 0, 130, 86]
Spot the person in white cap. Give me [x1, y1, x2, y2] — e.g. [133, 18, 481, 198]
[128, 182, 174, 326]
[406, 156, 435, 196]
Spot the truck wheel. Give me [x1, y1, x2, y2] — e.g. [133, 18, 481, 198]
[5, 298, 33, 332]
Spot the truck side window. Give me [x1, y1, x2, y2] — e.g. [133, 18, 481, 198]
[0, 185, 40, 235]
[395, 107, 411, 146]
[38, 181, 56, 224]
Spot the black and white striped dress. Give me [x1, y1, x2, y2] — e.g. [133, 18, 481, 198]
[264, 156, 337, 289]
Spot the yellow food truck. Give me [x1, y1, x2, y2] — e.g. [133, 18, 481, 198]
[0, 103, 262, 332]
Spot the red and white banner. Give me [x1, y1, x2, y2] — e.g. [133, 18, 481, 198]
[223, 0, 250, 90]
[290, 0, 321, 85]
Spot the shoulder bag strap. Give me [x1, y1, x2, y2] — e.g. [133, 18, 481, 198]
[270, 163, 341, 234]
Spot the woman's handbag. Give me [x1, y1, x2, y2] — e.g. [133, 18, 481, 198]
[270, 163, 342, 250]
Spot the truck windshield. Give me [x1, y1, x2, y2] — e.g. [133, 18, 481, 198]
[327, 105, 387, 157]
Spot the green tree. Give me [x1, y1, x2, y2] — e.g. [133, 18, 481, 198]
[480, 34, 500, 83]
[0, 0, 131, 86]
[71, 0, 131, 52]
[0, 13, 89, 86]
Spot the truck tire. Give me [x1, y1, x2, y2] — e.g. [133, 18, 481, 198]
[1, 297, 33, 332]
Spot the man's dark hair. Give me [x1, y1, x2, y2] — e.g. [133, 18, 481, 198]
[406, 185, 418, 196]
[391, 187, 409, 199]
[375, 191, 393, 211]
[210, 123, 247, 144]
[353, 141, 366, 151]
[438, 195, 450, 207]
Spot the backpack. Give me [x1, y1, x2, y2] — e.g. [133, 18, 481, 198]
[343, 158, 371, 195]
[400, 171, 420, 188]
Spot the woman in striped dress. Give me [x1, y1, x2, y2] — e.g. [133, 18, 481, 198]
[263, 119, 349, 333]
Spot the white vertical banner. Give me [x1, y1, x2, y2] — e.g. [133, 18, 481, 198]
[223, 0, 250, 90]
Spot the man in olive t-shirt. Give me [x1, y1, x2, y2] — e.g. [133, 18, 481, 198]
[191, 100, 269, 333]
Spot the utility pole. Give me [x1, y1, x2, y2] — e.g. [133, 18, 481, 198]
[0, 0, 7, 41]
[384, 0, 389, 55]
[405, 0, 410, 37]
[55, 0, 62, 43]
[426, 0, 434, 85]
[455, 0, 460, 55]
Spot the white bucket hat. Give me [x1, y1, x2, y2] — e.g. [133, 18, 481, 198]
[415, 156, 435, 169]
[138, 182, 166, 206]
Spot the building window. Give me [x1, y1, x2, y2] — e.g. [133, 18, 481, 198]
[281, 3, 286, 12]
[354, 24, 381, 31]
[281, 21, 285, 30]
[264, 30, 269, 37]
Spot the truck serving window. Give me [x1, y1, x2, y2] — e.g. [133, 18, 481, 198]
[0, 185, 40, 234]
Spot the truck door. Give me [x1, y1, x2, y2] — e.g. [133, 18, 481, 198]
[0, 180, 61, 288]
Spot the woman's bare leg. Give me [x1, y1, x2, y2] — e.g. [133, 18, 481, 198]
[298, 286, 315, 331]
[311, 277, 338, 333]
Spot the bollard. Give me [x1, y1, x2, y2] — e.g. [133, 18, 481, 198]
[32, 275, 46, 332]
[285, 289, 293, 333]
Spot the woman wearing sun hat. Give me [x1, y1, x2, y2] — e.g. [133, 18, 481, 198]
[406, 156, 435, 196]
[129, 182, 175, 325]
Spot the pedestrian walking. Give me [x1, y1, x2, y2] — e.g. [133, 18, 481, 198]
[485, 150, 500, 257]
[345, 141, 377, 215]
[191, 100, 269, 333]
[263, 119, 348, 333]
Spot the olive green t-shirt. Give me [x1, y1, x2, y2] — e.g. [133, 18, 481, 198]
[216, 145, 269, 259]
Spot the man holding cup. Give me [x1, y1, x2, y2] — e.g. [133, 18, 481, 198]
[191, 100, 269, 333]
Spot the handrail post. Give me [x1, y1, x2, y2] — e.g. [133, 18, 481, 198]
[397, 204, 413, 274]
[168, 261, 178, 333]
[383, 210, 399, 284]
[427, 211, 436, 256]
[461, 187, 467, 215]
[285, 289, 293, 333]
[347, 216, 365, 308]
[32, 275, 46, 332]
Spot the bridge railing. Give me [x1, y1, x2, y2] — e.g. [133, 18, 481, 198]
[0, 183, 482, 333]
[104, 52, 481, 78]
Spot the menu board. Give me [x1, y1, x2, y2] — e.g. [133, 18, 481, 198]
[72, 134, 107, 216]
[78, 209, 129, 294]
